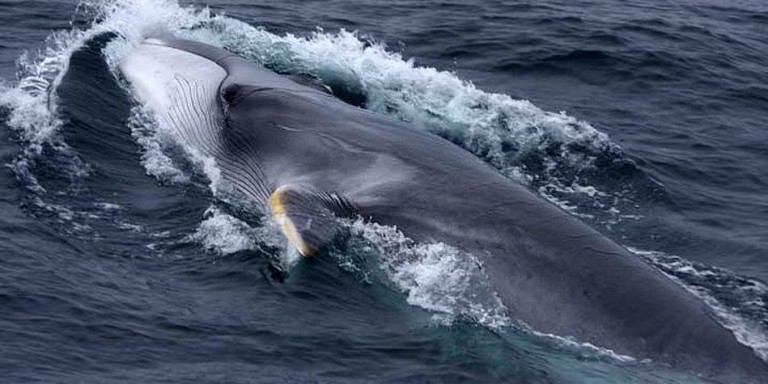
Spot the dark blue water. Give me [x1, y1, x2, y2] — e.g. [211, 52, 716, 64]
[1, 1, 767, 383]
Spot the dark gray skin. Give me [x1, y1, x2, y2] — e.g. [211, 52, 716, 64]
[122, 38, 767, 382]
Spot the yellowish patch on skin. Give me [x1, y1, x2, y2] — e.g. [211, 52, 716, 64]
[269, 187, 315, 257]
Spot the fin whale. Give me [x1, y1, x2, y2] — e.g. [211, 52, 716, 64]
[119, 37, 767, 381]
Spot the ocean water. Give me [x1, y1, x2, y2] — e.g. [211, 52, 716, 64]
[1, 0, 767, 383]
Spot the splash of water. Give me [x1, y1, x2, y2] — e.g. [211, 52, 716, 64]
[343, 219, 510, 329]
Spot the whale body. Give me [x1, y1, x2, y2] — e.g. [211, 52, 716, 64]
[119, 37, 767, 381]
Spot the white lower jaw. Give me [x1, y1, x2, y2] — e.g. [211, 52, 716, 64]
[120, 39, 227, 159]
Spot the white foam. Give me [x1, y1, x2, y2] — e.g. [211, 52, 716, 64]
[189, 206, 257, 255]
[530, 329, 637, 363]
[93, 202, 121, 210]
[348, 219, 510, 329]
[116, 221, 142, 232]
[187, 206, 295, 265]
[127, 103, 232, 195]
[126, 106, 189, 184]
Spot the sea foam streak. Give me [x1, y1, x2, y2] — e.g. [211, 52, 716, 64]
[346, 219, 511, 329]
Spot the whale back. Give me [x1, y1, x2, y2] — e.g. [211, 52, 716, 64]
[120, 38, 768, 382]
